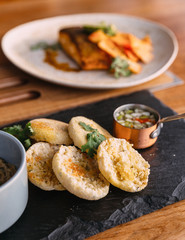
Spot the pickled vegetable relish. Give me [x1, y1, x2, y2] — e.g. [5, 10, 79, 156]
[115, 108, 156, 129]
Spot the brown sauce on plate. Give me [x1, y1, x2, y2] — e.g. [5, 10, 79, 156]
[44, 49, 80, 72]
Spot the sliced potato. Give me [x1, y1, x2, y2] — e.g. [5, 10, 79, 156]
[110, 32, 130, 48]
[88, 30, 143, 73]
[88, 29, 107, 43]
[97, 39, 141, 73]
[98, 38, 127, 58]
[127, 59, 142, 73]
[124, 48, 139, 62]
[129, 34, 153, 63]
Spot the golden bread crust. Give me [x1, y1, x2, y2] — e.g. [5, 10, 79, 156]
[30, 118, 73, 145]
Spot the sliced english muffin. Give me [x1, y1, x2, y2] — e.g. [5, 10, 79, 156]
[26, 142, 65, 191]
[30, 118, 73, 145]
[97, 138, 150, 192]
[68, 116, 112, 149]
[52, 145, 110, 200]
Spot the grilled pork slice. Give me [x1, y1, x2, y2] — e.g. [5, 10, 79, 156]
[58, 27, 111, 70]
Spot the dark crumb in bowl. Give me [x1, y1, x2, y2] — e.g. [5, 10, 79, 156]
[0, 158, 17, 186]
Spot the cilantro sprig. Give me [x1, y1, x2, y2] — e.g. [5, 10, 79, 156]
[79, 122, 106, 158]
[110, 57, 132, 78]
[2, 123, 34, 149]
[83, 22, 117, 36]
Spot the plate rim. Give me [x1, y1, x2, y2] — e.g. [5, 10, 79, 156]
[1, 13, 179, 89]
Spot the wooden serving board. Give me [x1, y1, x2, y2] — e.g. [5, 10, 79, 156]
[87, 200, 185, 240]
[0, 64, 181, 127]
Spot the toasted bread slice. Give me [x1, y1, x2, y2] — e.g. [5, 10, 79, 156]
[52, 145, 110, 200]
[30, 118, 73, 145]
[97, 138, 150, 192]
[59, 27, 111, 70]
[26, 142, 65, 191]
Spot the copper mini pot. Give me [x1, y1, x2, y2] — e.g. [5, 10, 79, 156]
[113, 103, 162, 149]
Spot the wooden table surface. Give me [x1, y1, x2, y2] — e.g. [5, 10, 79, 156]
[1, 0, 185, 239]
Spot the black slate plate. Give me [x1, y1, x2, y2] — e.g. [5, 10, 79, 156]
[1, 90, 185, 240]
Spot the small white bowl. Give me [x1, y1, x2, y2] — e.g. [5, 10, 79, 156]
[0, 130, 28, 233]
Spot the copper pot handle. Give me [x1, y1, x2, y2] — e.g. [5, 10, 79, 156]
[159, 113, 185, 123]
[151, 113, 185, 139]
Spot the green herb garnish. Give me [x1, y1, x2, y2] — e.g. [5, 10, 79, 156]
[79, 122, 94, 131]
[79, 121, 106, 158]
[110, 57, 132, 78]
[83, 22, 117, 36]
[30, 41, 61, 51]
[2, 123, 34, 149]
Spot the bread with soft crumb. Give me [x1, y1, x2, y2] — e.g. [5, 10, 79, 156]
[97, 138, 150, 192]
[52, 145, 110, 200]
[30, 118, 73, 145]
[26, 142, 65, 191]
[68, 116, 112, 149]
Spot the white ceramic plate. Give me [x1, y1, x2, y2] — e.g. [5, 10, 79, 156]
[1, 13, 178, 89]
